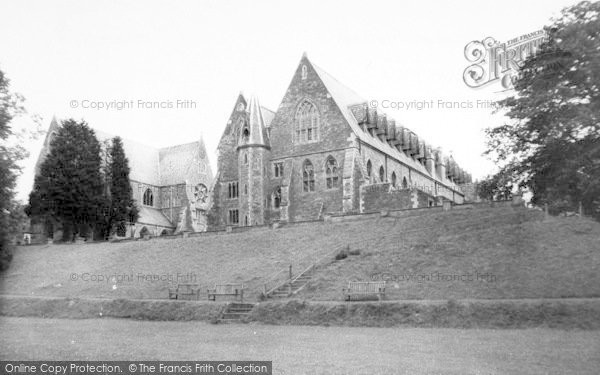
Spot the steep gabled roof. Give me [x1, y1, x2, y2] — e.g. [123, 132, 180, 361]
[159, 139, 213, 185]
[308, 57, 457, 186]
[94, 129, 162, 185]
[261, 106, 276, 128]
[41, 118, 212, 187]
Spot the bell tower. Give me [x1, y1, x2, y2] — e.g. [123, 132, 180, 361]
[237, 95, 270, 226]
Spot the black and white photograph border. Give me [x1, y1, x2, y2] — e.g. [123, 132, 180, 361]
[0, 0, 599, 374]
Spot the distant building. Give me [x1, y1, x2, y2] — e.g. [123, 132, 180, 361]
[209, 54, 472, 228]
[31, 117, 213, 241]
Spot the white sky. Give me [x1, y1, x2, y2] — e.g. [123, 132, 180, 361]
[1, 0, 575, 202]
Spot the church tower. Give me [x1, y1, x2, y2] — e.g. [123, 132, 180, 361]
[237, 95, 270, 226]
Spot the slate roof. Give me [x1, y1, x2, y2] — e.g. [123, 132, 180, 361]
[94, 129, 162, 185]
[93, 129, 212, 187]
[310, 58, 460, 190]
[159, 139, 213, 186]
[137, 206, 175, 228]
[261, 106, 276, 128]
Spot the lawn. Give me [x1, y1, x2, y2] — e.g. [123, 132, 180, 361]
[1, 317, 599, 374]
[301, 213, 600, 300]
[0, 218, 390, 300]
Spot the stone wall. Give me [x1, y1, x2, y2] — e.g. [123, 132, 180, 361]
[360, 183, 437, 212]
[267, 56, 353, 222]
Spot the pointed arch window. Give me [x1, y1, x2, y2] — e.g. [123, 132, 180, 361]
[391, 172, 397, 188]
[402, 177, 408, 189]
[325, 157, 339, 189]
[302, 160, 315, 192]
[295, 101, 320, 144]
[273, 186, 282, 208]
[143, 188, 153, 206]
[366, 160, 372, 183]
[379, 166, 385, 183]
[301, 65, 308, 80]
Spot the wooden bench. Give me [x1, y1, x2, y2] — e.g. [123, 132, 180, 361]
[207, 283, 245, 302]
[342, 281, 386, 301]
[168, 283, 201, 300]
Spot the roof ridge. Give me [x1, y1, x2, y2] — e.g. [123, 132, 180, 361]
[310, 60, 366, 106]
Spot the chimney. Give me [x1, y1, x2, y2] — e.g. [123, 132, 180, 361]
[425, 144, 435, 174]
[435, 148, 446, 179]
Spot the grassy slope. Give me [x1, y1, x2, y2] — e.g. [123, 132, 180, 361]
[301, 210, 600, 300]
[0, 219, 391, 300]
[1, 205, 598, 301]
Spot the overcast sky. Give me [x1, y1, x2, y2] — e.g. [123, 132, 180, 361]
[1, 0, 577, 201]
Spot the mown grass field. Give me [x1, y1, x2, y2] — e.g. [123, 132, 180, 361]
[1, 317, 599, 374]
[1, 206, 598, 303]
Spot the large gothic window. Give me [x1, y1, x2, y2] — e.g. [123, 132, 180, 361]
[391, 172, 397, 188]
[295, 101, 320, 144]
[143, 188, 153, 206]
[302, 159, 315, 192]
[379, 166, 385, 183]
[325, 156, 339, 189]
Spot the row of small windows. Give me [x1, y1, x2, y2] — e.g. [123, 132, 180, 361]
[228, 182, 239, 198]
[302, 157, 339, 192]
[366, 160, 408, 189]
[228, 209, 250, 226]
[228, 209, 239, 225]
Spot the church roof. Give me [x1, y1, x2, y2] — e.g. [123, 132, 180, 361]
[261, 106, 276, 128]
[158, 139, 213, 186]
[94, 129, 162, 185]
[41, 119, 211, 188]
[309, 58, 459, 188]
[137, 206, 175, 228]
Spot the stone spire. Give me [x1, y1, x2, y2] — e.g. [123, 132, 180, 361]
[238, 95, 270, 149]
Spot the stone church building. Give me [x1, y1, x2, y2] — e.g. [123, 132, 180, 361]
[33, 54, 472, 238]
[209, 54, 471, 228]
[32, 117, 213, 240]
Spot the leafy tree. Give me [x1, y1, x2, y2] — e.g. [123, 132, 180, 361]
[477, 171, 514, 201]
[0, 68, 27, 270]
[28, 119, 105, 240]
[107, 136, 138, 237]
[486, 1, 600, 219]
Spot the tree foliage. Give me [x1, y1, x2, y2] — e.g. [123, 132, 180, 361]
[27, 119, 106, 240]
[108, 136, 138, 237]
[0, 68, 28, 270]
[486, 1, 600, 219]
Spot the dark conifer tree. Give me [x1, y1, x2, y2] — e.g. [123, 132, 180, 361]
[28, 119, 105, 240]
[108, 136, 138, 236]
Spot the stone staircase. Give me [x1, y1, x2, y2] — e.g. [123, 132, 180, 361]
[268, 271, 313, 298]
[218, 302, 255, 323]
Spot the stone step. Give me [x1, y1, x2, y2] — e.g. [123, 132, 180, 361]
[219, 318, 246, 323]
[229, 303, 255, 309]
[222, 313, 250, 319]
